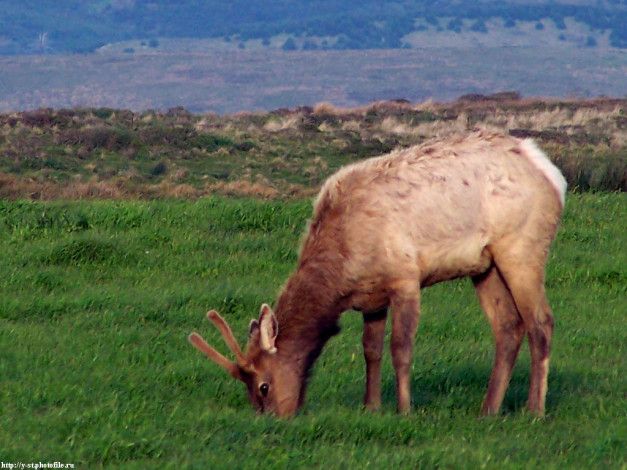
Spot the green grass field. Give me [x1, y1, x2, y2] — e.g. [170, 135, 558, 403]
[1, 193, 625, 469]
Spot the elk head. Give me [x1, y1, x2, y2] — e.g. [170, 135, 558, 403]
[188, 305, 303, 416]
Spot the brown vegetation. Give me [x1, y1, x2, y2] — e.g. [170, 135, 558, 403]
[0, 96, 625, 200]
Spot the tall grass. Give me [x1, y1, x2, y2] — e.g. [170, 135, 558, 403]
[0, 194, 625, 468]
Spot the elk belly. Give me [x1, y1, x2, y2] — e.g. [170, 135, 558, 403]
[419, 238, 492, 287]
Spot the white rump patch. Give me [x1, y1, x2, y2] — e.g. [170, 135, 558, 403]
[520, 139, 567, 206]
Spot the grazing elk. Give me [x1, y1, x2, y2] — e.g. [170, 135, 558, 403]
[189, 131, 566, 417]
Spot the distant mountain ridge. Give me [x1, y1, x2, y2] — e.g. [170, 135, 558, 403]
[1, 0, 626, 54]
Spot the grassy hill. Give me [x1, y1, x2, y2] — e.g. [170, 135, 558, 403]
[1, 97, 625, 200]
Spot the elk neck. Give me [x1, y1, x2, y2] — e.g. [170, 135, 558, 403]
[272, 261, 344, 379]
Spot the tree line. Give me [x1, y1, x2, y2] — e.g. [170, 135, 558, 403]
[0, 0, 625, 54]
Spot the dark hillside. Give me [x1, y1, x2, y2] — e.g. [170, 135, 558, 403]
[1, 0, 625, 54]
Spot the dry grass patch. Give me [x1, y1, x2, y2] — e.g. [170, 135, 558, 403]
[1, 98, 625, 199]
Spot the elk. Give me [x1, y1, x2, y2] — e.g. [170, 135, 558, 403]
[189, 131, 566, 417]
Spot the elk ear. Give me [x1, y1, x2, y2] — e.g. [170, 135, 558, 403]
[249, 319, 259, 338]
[259, 304, 278, 354]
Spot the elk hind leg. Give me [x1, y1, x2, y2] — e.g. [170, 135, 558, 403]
[362, 309, 387, 411]
[496, 255, 554, 417]
[473, 266, 525, 416]
[523, 294, 554, 416]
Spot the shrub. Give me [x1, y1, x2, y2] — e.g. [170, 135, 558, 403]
[282, 37, 297, 51]
[470, 20, 488, 33]
[585, 36, 597, 47]
[150, 160, 168, 176]
[62, 126, 134, 151]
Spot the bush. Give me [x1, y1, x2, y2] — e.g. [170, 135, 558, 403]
[150, 160, 168, 176]
[585, 36, 597, 47]
[470, 20, 488, 33]
[63, 126, 134, 151]
[554, 147, 627, 192]
[282, 37, 297, 51]
[447, 18, 463, 33]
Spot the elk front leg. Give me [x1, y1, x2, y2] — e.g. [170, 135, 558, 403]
[390, 283, 420, 414]
[362, 309, 387, 411]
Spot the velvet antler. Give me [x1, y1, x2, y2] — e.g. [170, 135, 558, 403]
[188, 310, 251, 380]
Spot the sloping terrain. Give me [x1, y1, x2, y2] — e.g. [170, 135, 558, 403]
[2, 0, 625, 54]
[1, 97, 625, 200]
[1, 47, 626, 114]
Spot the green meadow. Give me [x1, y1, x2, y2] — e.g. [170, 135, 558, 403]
[0, 193, 625, 468]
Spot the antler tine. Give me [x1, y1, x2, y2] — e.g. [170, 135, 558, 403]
[206, 310, 249, 367]
[188, 332, 241, 380]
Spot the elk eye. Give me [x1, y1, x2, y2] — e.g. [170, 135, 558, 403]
[259, 382, 269, 397]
